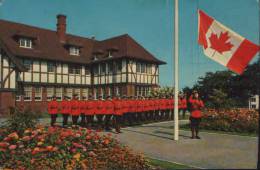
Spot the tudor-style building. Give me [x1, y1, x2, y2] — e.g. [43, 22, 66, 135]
[0, 14, 165, 114]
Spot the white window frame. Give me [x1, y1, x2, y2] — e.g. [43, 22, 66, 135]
[69, 46, 80, 56]
[16, 95, 21, 101]
[66, 88, 73, 100]
[24, 60, 32, 72]
[55, 88, 63, 101]
[34, 87, 42, 101]
[47, 87, 54, 101]
[82, 88, 88, 100]
[24, 86, 32, 101]
[47, 62, 55, 73]
[19, 38, 32, 49]
[74, 88, 81, 100]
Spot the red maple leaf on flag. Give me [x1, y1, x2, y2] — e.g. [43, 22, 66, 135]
[209, 31, 233, 54]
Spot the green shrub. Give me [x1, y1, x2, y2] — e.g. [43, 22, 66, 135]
[1, 108, 39, 137]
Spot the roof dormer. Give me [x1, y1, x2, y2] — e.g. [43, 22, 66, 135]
[106, 46, 119, 58]
[92, 49, 104, 61]
[69, 46, 80, 56]
[19, 37, 33, 49]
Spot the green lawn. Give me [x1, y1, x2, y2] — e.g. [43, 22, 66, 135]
[148, 158, 195, 170]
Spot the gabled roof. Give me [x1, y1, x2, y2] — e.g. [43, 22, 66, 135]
[0, 19, 166, 65]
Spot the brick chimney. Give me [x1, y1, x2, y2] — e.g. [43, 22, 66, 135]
[56, 14, 66, 43]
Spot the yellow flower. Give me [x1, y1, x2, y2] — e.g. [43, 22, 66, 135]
[37, 142, 43, 146]
[73, 153, 81, 161]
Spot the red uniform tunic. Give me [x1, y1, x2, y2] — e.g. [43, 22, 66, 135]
[180, 98, 187, 109]
[105, 100, 114, 115]
[127, 99, 134, 113]
[113, 99, 123, 116]
[96, 100, 104, 115]
[189, 96, 204, 118]
[170, 98, 174, 110]
[79, 100, 86, 114]
[139, 100, 144, 112]
[60, 100, 71, 114]
[122, 100, 129, 114]
[70, 99, 80, 116]
[48, 100, 59, 114]
[86, 100, 95, 115]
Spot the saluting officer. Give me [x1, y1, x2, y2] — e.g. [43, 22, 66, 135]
[48, 95, 59, 126]
[70, 94, 80, 126]
[189, 90, 204, 139]
[60, 96, 71, 127]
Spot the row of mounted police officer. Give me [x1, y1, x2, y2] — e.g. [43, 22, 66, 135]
[47, 94, 188, 133]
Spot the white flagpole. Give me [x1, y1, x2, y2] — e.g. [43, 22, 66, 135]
[174, 0, 179, 140]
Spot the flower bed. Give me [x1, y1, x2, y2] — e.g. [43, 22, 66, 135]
[200, 108, 259, 133]
[0, 126, 151, 170]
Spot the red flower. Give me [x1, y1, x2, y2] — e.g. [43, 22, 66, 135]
[22, 136, 31, 141]
[86, 135, 92, 140]
[9, 145, 17, 150]
[0, 142, 9, 148]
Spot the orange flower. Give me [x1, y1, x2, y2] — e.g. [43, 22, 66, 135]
[103, 139, 110, 145]
[8, 132, 19, 140]
[46, 146, 53, 152]
[32, 147, 40, 155]
[73, 153, 81, 161]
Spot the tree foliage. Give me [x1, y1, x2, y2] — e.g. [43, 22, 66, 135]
[185, 58, 260, 108]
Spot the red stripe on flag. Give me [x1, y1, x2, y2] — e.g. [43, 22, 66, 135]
[227, 39, 260, 74]
[198, 10, 214, 49]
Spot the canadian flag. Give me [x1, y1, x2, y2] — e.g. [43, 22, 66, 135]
[198, 10, 259, 74]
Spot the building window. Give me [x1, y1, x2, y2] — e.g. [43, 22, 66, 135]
[147, 64, 152, 74]
[85, 67, 90, 75]
[24, 86, 32, 101]
[65, 88, 73, 100]
[16, 95, 21, 101]
[47, 87, 54, 101]
[116, 61, 122, 73]
[24, 60, 32, 72]
[93, 88, 97, 100]
[82, 88, 88, 100]
[93, 66, 99, 75]
[141, 63, 146, 73]
[56, 88, 62, 101]
[251, 98, 256, 102]
[47, 62, 55, 73]
[68, 65, 81, 75]
[34, 87, 42, 101]
[115, 87, 121, 96]
[69, 46, 80, 56]
[101, 63, 106, 74]
[19, 38, 32, 48]
[108, 63, 113, 74]
[74, 88, 81, 99]
[136, 63, 141, 73]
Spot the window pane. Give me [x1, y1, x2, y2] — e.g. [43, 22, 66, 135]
[47, 63, 55, 73]
[47, 87, 54, 101]
[24, 86, 32, 101]
[85, 67, 90, 75]
[56, 88, 62, 101]
[34, 87, 42, 101]
[24, 60, 32, 71]
[66, 88, 73, 100]
[137, 63, 141, 73]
